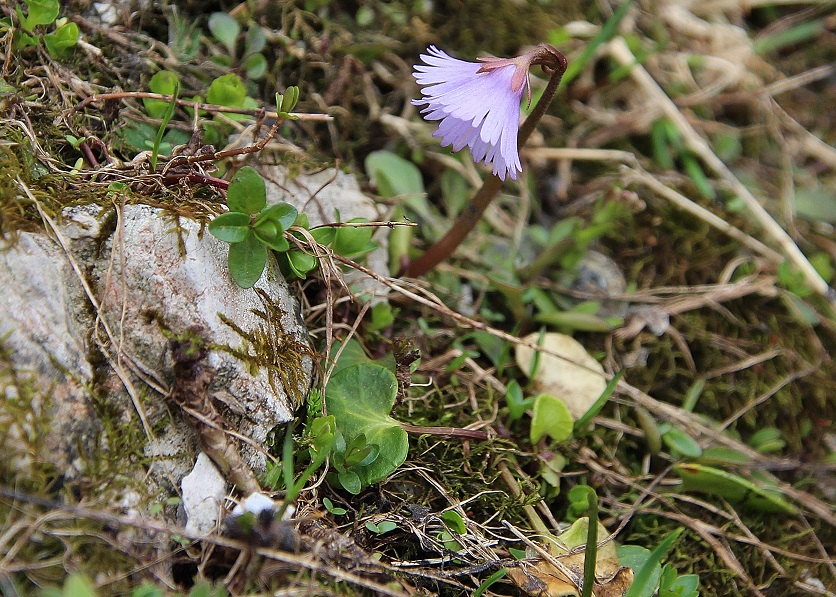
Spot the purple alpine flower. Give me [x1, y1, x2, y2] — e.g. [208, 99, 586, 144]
[412, 46, 538, 181]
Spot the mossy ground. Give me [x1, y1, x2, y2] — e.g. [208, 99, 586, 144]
[1, 0, 834, 595]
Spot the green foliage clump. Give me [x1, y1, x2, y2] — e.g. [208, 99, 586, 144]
[5, 0, 79, 57]
[208, 164, 377, 288]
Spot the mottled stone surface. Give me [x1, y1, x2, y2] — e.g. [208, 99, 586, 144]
[0, 200, 312, 492]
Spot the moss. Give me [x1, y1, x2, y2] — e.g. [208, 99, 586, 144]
[217, 287, 313, 409]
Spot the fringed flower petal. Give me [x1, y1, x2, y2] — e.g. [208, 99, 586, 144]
[412, 46, 525, 181]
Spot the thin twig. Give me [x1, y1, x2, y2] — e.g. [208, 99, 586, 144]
[64, 91, 332, 121]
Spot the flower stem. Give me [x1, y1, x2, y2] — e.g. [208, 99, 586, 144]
[404, 49, 567, 277]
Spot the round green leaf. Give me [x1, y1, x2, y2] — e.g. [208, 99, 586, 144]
[43, 22, 77, 56]
[207, 72, 246, 107]
[530, 394, 573, 443]
[144, 71, 180, 118]
[253, 222, 290, 252]
[245, 24, 266, 55]
[311, 226, 336, 245]
[228, 233, 267, 288]
[253, 219, 278, 243]
[326, 363, 408, 486]
[148, 70, 179, 95]
[208, 211, 250, 243]
[333, 220, 375, 257]
[338, 470, 362, 495]
[227, 166, 266, 214]
[288, 250, 318, 275]
[364, 150, 424, 198]
[22, 0, 59, 27]
[208, 12, 240, 55]
[244, 53, 267, 80]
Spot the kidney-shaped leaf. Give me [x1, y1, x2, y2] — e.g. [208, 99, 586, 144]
[326, 363, 407, 486]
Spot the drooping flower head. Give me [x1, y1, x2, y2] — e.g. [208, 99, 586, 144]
[412, 44, 565, 181]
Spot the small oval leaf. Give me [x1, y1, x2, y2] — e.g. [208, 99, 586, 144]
[662, 427, 703, 458]
[530, 394, 573, 443]
[208, 12, 240, 55]
[256, 202, 298, 232]
[227, 166, 266, 214]
[228, 233, 267, 288]
[209, 211, 250, 243]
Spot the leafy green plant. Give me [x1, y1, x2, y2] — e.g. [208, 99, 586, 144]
[620, 529, 689, 597]
[322, 497, 346, 516]
[365, 519, 397, 534]
[8, 0, 78, 57]
[325, 362, 409, 493]
[208, 166, 298, 288]
[504, 380, 535, 421]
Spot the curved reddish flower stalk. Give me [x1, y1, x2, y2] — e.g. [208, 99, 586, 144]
[405, 44, 568, 277]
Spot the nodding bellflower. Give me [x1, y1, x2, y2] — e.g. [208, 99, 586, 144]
[412, 45, 548, 181]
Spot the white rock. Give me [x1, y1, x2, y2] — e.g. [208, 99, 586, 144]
[92, 204, 311, 470]
[182, 452, 227, 535]
[1, 201, 312, 486]
[0, 228, 97, 477]
[263, 166, 389, 296]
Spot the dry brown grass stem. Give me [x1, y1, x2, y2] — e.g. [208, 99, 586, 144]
[620, 166, 784, 263]
[0, 486, 411, 597]
[64, 92, 333, 122]
[608, 37, 833, 304]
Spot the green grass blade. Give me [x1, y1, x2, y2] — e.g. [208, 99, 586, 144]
[150, 82, 179, 172]
[574, 370, 624, 431]
[581, 490, 598, 597]
[559, 0, 634, 91]
[624, 528, 683, 597]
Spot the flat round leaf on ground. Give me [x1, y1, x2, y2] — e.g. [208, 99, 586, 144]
[325, 362, 407, 486]
[530, 394, 574, 443]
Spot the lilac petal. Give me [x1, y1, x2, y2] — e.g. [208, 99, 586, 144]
[412, 46, 524, 181]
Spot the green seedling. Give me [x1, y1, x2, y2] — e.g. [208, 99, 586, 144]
[322, 497, 346, 516]
[365, 520, 397, 534]
[208, 12, 268, 80]
[620, 529, 685, 597]
[325, 362, 408, 491]
[208, 166, 298, 288]
[504, 380, 535, 421]
[8, 0, 77, 57]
